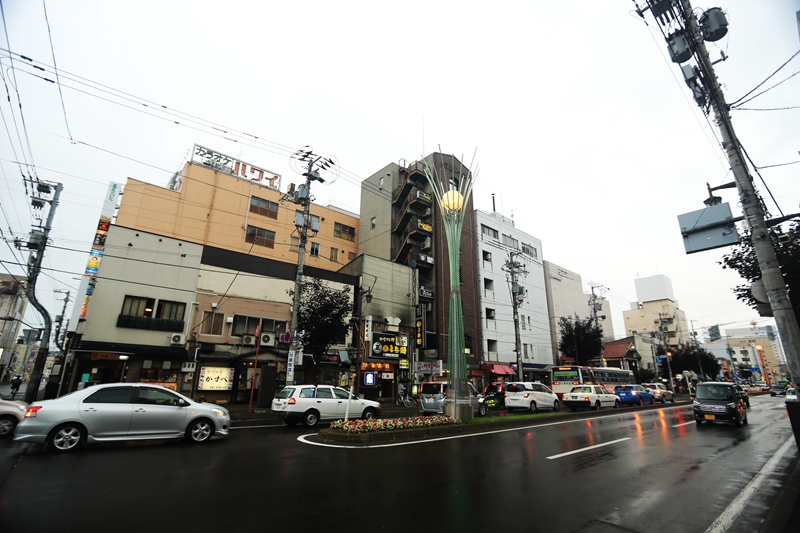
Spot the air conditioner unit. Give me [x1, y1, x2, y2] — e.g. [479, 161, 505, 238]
[260, 333, 276, 347]
[242, 335, 256, 346]
[170, 334, 186, 345]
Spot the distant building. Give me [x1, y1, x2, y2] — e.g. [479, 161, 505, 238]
[0, 274, 27, 381]
[622, 274, 690, 349]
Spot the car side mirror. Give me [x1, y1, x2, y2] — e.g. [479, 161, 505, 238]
[177, 399, 189, 407]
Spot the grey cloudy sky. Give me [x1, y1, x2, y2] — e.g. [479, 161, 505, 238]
[1, 1, 798, 341]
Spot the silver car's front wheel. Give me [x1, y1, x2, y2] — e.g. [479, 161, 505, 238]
[50, 423, 85, 453]
[186, 419, 213, 443]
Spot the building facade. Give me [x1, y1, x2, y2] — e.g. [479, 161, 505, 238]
[622, 275, 690, 349]
[475, 210, 551, 383]
[67, 145, 360, 402]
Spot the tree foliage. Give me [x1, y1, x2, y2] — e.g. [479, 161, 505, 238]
[657, 345, 721, 380]
[719, 221, 800, 318]
[297, 278, 353, 383]
[558, 315, 603, 366]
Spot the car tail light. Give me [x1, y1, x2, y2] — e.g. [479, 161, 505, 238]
[288, 398, 296, 405]
[582, 395, 590, 401]
[25, 406, 43, 418]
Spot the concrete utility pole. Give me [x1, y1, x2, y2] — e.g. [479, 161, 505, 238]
[284, 149, 333, 387]
[588, 283, 608, 365]
[503, 251, 527, 382]
[23, 181, 63, 404]
[637, 0, 800, 390]
[657, 313, 675, 391]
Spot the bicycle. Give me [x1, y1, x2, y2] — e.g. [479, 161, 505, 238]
[395, 394, 415, 408]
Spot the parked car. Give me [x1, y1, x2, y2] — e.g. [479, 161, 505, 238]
[785, 388, 797, 402]
[642, 383, 675, 403]
[13, 383, 230, 452]
[0, 398, 28, 438]
[770, 384, 787, 397]
[562, 385, 620, 411]
[419, 381, 488, 417]
[734, 384, 750, 407]
[693, 382, 748, 427]
[271, 384, 381, 427]
[504, 382, 560, 412]
[615, 384, 655, 406]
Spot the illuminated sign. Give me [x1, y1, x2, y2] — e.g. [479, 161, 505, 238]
[197, 366, 235, 391]
[371, 333, 409, 359]
[415, 304, 426, 348]
[419, 287, 434, 299]
[364, 372, 376, 386]
[189, 144, 282, 191]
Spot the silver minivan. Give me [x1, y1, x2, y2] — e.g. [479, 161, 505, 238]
[419, 381, 487, 416]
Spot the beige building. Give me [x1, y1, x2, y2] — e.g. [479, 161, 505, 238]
[724, 336, 782, 384]
[67, 145, 360, 402]
[622, 275, 690, 349]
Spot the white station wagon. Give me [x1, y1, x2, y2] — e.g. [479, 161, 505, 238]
[504, 382, 560, 412]
[271, 385, 382, 427]
[562, 385, 620, 411]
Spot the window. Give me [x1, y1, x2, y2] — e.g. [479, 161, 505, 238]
[481, 225, 498, 239]
[121, 296, 155, 318]
[482, 250, 492, 262]
[330, 247, 339, 262]
[523, 344, 529, 358]
[503, 234, 519, 249]
[137, 387, 181, 406]
[486, 308, 496, 319]
[250, 197, 278, 219]
[348, 251, 357, 261]
[487, 339, 498, 352]
[484, 278, 494, 291]
[246, 225, 275, 248]
[232, 315, 262, 336]
[84, 387, 133, 404]
[334, 222, 356, 242]
[316, 387, 334, 399]
[156, 300, 185, 321]
[522, 243, 537, 258]
[379, 176, 385, 188]
[201, 311, 225, 335]
[370, 217, 376, 229]
[520, 315, 526, 330]
[289, 236, 299, 252]
[310, 242, 320, 257]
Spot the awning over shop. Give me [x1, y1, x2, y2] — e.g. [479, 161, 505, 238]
[484, 364, 516, 375]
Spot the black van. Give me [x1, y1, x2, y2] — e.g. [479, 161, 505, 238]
[693, 382, 748, 427]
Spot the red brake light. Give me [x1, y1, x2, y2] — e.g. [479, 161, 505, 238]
[288, 398, 296, 405]
[25, 406, 43, 418]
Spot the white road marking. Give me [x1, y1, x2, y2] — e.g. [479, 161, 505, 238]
[704, 437, 795, 533]
[546, 437, 631, 459]
[673, 421, 695, 427]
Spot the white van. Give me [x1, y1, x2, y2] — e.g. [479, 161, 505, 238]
[504, 382, 560, 412]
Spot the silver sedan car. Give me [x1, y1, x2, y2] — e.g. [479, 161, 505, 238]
[14, 383, 230, 452]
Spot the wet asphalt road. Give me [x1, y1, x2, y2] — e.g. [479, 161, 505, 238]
[0, 394, 795, 533]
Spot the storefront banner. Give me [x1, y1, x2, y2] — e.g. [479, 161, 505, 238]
[415, 362, 432, 373]
[371, 333, 409, 359]
[197, 366, 235, 391]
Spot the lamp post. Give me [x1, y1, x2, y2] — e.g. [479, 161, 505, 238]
[421, 152, 479, 421]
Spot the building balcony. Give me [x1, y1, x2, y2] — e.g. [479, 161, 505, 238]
[392, 162, 428, 204]
[116, 314, 185, 332]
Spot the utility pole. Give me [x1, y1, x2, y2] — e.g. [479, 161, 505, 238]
[503, 251, 527, 381]
[636, 0, 800, 391]
[51, 290, 70, 398]
[657, 313, 675, 391]
[283, 149, 333, 387]
[588, 282, 608, 366]
[21, 181, 63, 404]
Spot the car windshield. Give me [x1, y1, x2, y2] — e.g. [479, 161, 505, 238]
[570, 386, 592, 393]
[696, 385, 734, 401]
[787, 388, 795, 395]
[276, 387, 295, 399]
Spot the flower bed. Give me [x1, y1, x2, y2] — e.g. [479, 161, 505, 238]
[329, 414, 460, 434]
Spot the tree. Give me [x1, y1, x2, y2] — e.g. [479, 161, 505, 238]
[297, 278, 353, 384]
[667, 346, 721, 380]
[558, 315, 603, 367]
[719, 221, 800, 318]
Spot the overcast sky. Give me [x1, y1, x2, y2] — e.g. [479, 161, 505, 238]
[1, 1, 798, 343]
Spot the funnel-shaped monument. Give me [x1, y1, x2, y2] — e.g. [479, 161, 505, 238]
[421, 151, 479, 420]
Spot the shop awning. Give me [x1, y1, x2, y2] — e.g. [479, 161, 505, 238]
[486, 364, 516, 375]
